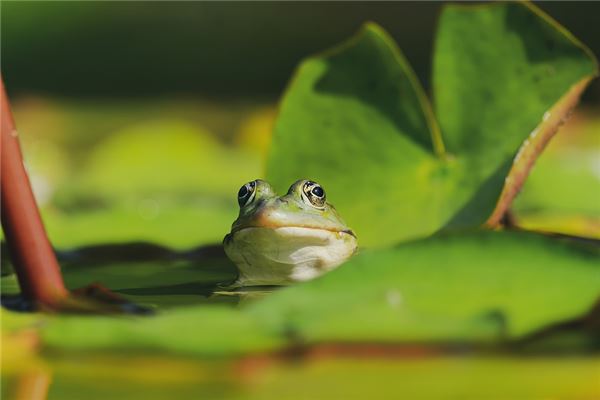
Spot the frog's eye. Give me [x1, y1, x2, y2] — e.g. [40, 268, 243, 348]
[301, 181, 326, 209]
[238, 180, 257, 207]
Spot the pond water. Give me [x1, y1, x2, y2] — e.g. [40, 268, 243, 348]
[3, 351, 599, 399]
[2, 239, 600, 399]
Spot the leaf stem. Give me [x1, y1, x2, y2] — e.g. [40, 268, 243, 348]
[486, 77, 593, 227]
[1, 78, 68, 306]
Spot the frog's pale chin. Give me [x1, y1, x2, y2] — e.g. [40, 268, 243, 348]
[223, 226, 358, 287]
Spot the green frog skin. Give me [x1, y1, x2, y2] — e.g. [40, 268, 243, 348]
[223, 179, 358, 287]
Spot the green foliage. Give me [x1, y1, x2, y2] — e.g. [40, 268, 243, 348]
[10, 108, 264, 248]
[74, 120, 254, 200]
[42, 119, 258, 248]
[267, 2, 597, 248]
[3, 231, 594, 356]
[2, 2, 599, 380]
[249, 231, 600, 343]
[42, 205, 237, 249]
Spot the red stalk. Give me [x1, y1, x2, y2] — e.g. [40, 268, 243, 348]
[1, 78, 68, 306]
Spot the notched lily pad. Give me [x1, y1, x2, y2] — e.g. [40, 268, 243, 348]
[267, 2, 598, 248]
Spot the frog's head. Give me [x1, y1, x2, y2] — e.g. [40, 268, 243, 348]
[224, 179, 358, 286]
[231, 179, 354, 235]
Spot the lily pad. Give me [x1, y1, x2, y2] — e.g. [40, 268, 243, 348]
[25, 119, 261, 249]
[249, 231, 600, 343]
[5, 231, 596, 356]
[2, 1, 598, 367]
[266, 2, 597, 248]
[1, 243, 239, 309]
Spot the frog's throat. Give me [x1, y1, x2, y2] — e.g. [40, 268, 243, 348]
[223, 226, 359, 286]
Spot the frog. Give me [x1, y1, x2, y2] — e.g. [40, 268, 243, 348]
[223, 179, 358, 287]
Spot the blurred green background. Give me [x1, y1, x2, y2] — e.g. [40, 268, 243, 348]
[1, 1, 599, 249]
[1, 2, 599, 399]
[3, 1, 600, 101]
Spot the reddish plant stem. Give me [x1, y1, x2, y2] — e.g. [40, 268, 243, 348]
[1, 78, 68, 306]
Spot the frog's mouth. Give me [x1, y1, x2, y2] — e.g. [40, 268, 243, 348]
[228, 225, 356, 238]
[223, 225, 356, 249]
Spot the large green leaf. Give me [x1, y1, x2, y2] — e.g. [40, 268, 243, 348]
[266, 2, 597, 248]
[434, 2, 597, 227]
[248, 231, 600, 343]
[4, 231, 596, 356]
[267, 23, 444, 248]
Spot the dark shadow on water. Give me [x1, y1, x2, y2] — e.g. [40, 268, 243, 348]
[1, 294, 37, 312]
[1, 241, 242, 310]
[117, 281, 218, 297]
[56, 241, 229, 265]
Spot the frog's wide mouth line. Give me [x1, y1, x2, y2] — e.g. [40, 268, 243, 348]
[229, 225, 356, 238]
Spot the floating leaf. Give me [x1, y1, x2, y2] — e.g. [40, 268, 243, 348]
[7, 231, 595, 356]
[248, 231, 600, 343]
[434, 2, 598, 227]
[266, 3, 597, 248]
[1, 244, 238, 309]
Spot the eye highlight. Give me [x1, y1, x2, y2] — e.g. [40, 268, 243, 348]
[238, 180, 257, 207]
[302, 181, 326, 208]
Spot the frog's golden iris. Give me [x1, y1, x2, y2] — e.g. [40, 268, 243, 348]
[223, 179, 358, 286]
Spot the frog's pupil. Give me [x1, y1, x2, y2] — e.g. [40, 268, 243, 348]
[238, 185, 248, 199]
[312, 186, 324, 197]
